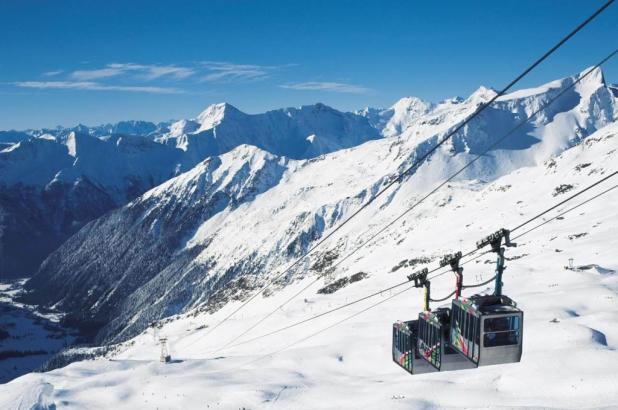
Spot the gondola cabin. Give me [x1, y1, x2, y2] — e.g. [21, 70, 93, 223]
[392, 320, 436, 375]
[416, 308, 476, 371]
[450, 295, 523, 366]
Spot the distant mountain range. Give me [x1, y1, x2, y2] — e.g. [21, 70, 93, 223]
[2, 67, 616, 344]
[0, 103, 379, 278]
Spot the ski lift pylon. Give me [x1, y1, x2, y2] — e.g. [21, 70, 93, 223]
[159, 337, 171, 363]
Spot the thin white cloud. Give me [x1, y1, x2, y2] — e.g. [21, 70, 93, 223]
[71, 67, 124, 80]
[109, 63, 196, 80]
[42, 70, 64, 77]
[13, 81, 183, 94]
[70, 63, 196, 81]
[14, 61, 288, 95]
[200, 61, 271, 82]
[280, 81, 371, 94]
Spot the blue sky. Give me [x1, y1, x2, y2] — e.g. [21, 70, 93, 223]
[1, 0, 616, 130]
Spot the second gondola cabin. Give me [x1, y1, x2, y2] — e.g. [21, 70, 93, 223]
[416, 307, 476, 371]
[392, 320, 437, 375]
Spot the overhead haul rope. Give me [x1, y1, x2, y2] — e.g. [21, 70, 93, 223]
[225, 284, 417, 372]
[210, 47, 618, 353]
[213, 174, 618, 353]
[427, 170, 618, 284]
[429, 290, 458, 303]
[511, 171, 617, 232]
[463, 275, 498, 290]
[197, 1, 614, 341]
[510, 183, 618, 241]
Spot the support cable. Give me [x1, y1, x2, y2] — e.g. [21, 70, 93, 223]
[511, 170, 618, 232]
[429, 290, 458, 303]
[214, 171, 618, 353]
[463, 275, 498, 289]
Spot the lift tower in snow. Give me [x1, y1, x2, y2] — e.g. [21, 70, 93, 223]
[159, 337, 171, 363]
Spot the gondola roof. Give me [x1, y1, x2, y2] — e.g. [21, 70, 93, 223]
[456, 294, 522, 314]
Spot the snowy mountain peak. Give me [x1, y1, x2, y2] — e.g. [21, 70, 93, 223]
[369, 96, 434, 138]
[391, 96, 433, 114]
[168, 119, 200, 138]
[155, 102, 380, 160]
[466, 85, 498, 104]
[196, 102, 243, 132]
[578, 66, 605, 87]
[573, 66, 608, 100]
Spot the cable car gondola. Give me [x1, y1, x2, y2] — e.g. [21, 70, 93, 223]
[450, 294, 523, 366]
[416, 307, 476, 372]
[392, 320, 436, 375]
[448, 228, 524, 366]
[392, 228, 524, 375]
[414, 253, 476, 372]
[392, 264, 474, 374]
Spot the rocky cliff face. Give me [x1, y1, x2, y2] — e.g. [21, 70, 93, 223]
[0, 133, 185, 278]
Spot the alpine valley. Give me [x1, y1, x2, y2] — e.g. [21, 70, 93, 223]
[1, 68, 618, 408]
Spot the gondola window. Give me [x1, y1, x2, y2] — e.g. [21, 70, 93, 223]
[483, 316, 520, 347]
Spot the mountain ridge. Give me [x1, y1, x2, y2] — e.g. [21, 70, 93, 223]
[0, 102, 381, 278]
[19, 68, 617, 343]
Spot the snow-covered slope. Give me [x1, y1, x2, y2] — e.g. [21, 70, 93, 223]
[0, 104, 379, 278]
[24, 146, 291, 341]
[4, 117, 618, 409]
[0, 132, 185, 200]
[358, 96, 435, 137]
[21, 68, 618, 348]
[0, 132, 186, 277]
